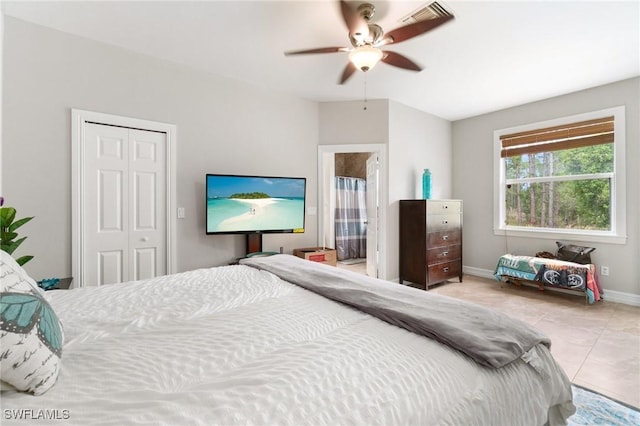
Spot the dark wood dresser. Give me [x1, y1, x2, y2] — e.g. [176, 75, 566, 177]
[399, 199, 463, 289]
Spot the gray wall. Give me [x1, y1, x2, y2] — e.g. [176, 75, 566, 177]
[452, 77, 640, 298]
[2, 17, 319, 280]
[389, 100, 452, 201]
[319, 100, 389, 144]
[388, 100, 452, 280]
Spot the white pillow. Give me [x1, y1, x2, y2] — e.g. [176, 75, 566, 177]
[0, 250, 64, 395]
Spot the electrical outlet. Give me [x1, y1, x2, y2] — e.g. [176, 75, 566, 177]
[600, 266, 609, 276]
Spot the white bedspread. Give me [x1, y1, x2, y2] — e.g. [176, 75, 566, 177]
[1, 265, 574, 425]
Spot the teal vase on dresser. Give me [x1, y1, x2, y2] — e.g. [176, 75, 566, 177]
[422, 169, 432, 199]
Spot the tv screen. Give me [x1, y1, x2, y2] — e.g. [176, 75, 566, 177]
[206, 174, 306, 234]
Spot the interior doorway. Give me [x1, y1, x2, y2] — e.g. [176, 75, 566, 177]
[318, 144, 387, 279]
[334, 154, 369, 264]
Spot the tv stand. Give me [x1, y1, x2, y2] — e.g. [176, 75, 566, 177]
[246, 233, 263, 254]
[246, 251, 279, 258]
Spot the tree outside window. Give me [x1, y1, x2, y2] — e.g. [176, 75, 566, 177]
[504, 144, 613, 230]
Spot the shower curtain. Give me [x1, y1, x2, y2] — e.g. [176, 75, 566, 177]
[334, 176, 367, 261]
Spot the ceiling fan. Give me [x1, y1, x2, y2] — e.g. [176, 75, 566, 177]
[284, 1, 454, 84]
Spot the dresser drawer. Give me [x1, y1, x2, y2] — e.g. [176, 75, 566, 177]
[426, 213, 461, 231]
[427, 260, 461, 285]
[427, 244, 461, 265]
[427, 229, 461, 248]
[427, 200, 462, 215]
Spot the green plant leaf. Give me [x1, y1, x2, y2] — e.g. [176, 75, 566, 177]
[0, 230, 18, 241]
[0, 206, 34, 265]
[16, 255, 33, 266]
[1, 245, 15, 254]
[2, 236, 26, 255]
[1, 231, 18, 242]
[8, 216, 33, 232]
[0, 207, 16, 225]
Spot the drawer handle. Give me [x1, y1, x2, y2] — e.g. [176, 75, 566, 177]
[442, 235, 449, 240]
[442, 220, 448, 224]
[443, 205, 449, 209]
[442, 251, 449, 257]
[443, 267, 450, 272]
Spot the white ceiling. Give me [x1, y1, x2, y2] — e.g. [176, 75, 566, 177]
[2, 0, 639, 121]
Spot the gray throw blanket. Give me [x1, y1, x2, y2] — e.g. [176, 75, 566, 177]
[241, 254, 551, 369]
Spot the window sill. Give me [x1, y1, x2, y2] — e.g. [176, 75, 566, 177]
[493, 227, 627, 245]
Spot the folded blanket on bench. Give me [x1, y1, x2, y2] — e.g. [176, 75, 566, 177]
[494, 254, 602, 303]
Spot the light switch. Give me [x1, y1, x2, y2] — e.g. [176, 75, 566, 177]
[177, 207, 185, 219]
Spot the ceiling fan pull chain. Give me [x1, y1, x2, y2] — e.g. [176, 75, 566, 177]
[363, 79, 368, 111]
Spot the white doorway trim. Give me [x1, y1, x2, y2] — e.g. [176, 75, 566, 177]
[0, 13, 4, 195]
[71, 109, 177, 286]
[318, 143, 388, 280]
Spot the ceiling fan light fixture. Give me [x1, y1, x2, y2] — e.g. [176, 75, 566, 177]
[349, 46, 383, 72]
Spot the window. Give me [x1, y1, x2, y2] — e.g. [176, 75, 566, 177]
[494, 107, 626, 243]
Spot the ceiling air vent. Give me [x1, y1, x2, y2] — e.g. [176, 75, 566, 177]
[400, 1, 453, 24]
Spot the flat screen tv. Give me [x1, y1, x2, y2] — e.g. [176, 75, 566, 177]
[206, 174, 306, 245]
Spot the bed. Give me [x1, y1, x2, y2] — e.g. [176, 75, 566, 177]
[494, 254, 602, 304]
[1, 251, 575, 425]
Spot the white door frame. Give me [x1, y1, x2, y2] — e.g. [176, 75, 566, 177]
[365, 153, 379, 278]
[318, 143, 387, 280]
[71, 109, 177, 287]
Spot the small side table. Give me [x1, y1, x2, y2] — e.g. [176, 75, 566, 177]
[41, 277, 73, 291]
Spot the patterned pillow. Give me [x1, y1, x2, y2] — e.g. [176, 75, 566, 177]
[0, 250, 64, 395]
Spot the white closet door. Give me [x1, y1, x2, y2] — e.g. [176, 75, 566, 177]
[84, 123, 166, 286]
[128, 128, 166, 281]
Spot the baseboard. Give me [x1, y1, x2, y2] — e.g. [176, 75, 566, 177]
[601, 289, 640, 306]
[463, 265, 640, 307]
[463, 265, 496, 280]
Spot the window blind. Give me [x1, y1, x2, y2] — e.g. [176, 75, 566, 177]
[500, 116, 614, 158]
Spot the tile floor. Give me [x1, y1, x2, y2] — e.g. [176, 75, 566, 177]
[336, 262, 640, 408]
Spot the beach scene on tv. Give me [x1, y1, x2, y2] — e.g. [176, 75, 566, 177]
[207, 175, 306, 233]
